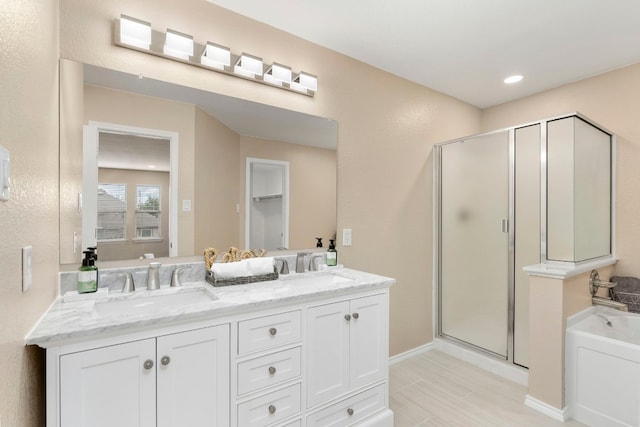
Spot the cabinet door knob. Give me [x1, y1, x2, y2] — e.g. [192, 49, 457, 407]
[269, 327, 277, 336]
[161, 356, 171, 366]
[347, 408, 354, 416]
[268, 366, 276, 375]
[268, 404, 276, 414]
[344, 314, 351, 321]
[143, 359, 154, 370]
[352, 312, 359, 319]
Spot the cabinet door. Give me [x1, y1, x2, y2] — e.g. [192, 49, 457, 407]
[60, 338, 156, 427]
[349, 294, 387, 389]
[157, 325, 230, 427]
[307, 300, 350, 408]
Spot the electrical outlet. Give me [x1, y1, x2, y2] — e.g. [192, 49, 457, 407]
[182, 199, 192, 212]
[22, 246, 32, 293]
[342, 228, 353, 246]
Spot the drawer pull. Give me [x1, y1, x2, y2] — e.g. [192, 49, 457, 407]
[344, 314, 351, 321]
[143, 359, 154, 370]
[347, 408, 354, 416]
[269, 327, 277, 336]
[161, 356, 171, 366]
[268, 404, 276, 414]
[268, 366, 276, 375]
[352, 312, 359, 319]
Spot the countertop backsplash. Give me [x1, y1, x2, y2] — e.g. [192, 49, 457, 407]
[58, 252, 327, 296]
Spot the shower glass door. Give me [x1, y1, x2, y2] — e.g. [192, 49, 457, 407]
[439, 131, 510, 357]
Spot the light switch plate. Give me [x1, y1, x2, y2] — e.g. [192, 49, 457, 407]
[0, 145, 10, 202]
[182, 199, 192, 212]
[22, 246, 32, 293]
[342, 228, 353, 246]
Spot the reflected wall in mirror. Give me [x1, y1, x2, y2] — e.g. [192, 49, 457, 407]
[59, 59, 338, 264]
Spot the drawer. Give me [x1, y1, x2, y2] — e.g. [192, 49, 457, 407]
[238, 347, 302, 395]
[237, 383, 301, 427]
[238, 310, 301, 355]
[306, 384, 386, 427]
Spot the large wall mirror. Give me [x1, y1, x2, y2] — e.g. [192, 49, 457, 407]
[59, 59, 338, 264]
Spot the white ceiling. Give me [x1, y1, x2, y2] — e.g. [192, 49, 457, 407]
[99, 133, 170, 172]
[206, 0, 640, 108]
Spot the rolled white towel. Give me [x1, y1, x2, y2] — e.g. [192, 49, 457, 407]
[248, 257, 275, 276]
[211, 259, 251, 279]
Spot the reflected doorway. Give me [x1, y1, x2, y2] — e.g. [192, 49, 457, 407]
[83, 122, 179, 260]
[245, 158, 289, 250]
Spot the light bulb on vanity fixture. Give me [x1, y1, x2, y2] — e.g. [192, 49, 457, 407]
[292, 71, 318, 93]
[234, 53, 263, 77]
[264, 63, 292, 86]
[201, 42, 231, 70]
[118, 15, 152, 50]
[163, 29, 194, 60]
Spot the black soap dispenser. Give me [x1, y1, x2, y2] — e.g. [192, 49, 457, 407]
[316, 237, 323, 248]
[326, 239, 337, 267]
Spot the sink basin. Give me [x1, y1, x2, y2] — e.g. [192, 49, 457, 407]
[94, 287, 218, 317]
[281, 273, 354, 287]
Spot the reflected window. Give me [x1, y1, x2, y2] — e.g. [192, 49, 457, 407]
[97, 183, 127, 241]
[136, 185, 161, 239]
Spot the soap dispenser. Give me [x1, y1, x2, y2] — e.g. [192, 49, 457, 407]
[78, 250, 98, 293]
[326, 239, 337, 267]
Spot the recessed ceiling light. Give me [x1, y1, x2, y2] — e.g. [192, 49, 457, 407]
[504, 75, 523, 84]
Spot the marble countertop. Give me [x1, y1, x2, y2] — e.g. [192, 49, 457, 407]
[26, 268, 394, 348]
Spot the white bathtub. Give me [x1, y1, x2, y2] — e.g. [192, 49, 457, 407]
[566, 307, 640, 427]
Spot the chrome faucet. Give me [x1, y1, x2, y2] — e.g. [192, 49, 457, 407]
[295, 252, 310, 273]
[275, 258, 289, 274]
[308, 254, 324, 271]
[147, 262, 161, 290]
[170, 267, 188, 287]
[120, 272, 135, 293]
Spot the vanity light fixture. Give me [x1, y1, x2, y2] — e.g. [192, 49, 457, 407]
[201, 42, 231, 70]
[504, 74, 523, 84]
[163, 29, 194, 60]
[292, 71, 318, 93]
[264, 63, 292, 86]
[234, 53, 263, 77]
[113, 15, 316, 96]
[119, 15, 152, 50]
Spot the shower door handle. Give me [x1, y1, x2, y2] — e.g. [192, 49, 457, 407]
[501, 219, 509, 233]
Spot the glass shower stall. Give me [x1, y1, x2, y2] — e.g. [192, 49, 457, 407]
[434, 114, 612, 368]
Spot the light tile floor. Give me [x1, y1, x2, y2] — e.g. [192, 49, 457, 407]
[389, 350, 587, 427]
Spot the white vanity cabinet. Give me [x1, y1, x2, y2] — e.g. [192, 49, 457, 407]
[32, 268, 395, 427]
[306, 293, 388, 419]
[56, 324, 230, 427]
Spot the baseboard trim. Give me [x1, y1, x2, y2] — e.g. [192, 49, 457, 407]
[389, 342, 434, 365]
[433, 338, 529, 386]
[524, 395, 569, 422]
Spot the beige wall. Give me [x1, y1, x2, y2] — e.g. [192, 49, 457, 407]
[83, 84, 197, 257]
[528, 265, 614, 409]
[59, 0, 483, 357]
[194, 107, 241, 254]
[239, 136, 337, 250]
[0, 1, 60, 426]
[97, 168, 170, 260]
